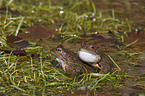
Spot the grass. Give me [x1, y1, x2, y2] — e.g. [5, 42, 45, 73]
[0, 0, 141, 95]
[0, 52, 119, 95]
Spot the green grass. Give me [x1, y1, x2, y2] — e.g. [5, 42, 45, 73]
[0, 0, 138, 95]
[0, 51, 123, 95]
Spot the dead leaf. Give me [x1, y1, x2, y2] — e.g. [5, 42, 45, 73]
[19, 23, 57, 41]
[0, 7, 20, 16]
[6, 35, 29, 48]
[13, 49, 27, 56]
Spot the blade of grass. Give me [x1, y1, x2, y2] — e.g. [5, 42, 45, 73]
[91, 72, 109, 90]
[15, 17, 24, 36]
[125, 39, 138, 47]
[107, 54, 123, 72]
[7, 0, 14, 6]
[10, 85, 27, 93]
[4, 63, 15, 73]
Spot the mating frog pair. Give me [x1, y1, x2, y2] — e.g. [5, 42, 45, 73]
[78, 42, 115, 74]
[51, 43, 114, 75]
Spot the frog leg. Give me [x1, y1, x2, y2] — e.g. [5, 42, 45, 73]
[92, 63, 101, 69]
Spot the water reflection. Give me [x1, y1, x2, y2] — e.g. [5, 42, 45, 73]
[119, 53, 145, 96]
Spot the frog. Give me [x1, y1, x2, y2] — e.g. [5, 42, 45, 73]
[78, 42, 115, 74]
[50, 44, 95, 75]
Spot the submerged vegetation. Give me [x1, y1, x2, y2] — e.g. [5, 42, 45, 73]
[0, 0, 145, 95]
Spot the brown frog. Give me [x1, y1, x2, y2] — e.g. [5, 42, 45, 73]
[78, 42, 115, 73]
[50, 44, 95, 75]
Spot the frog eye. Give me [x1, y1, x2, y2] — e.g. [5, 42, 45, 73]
[57, 48, 62, 53]
[89, 45, 94, 49]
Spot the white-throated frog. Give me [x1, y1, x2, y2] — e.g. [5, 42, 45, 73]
[78, 42, 115, 73]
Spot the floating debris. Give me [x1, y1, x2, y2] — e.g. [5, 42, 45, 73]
[6, 35, 29, 56]
[12, 48, 27, 56]
[0, 7, 20, 16]
[6, 35, 29, 48]
[19, 23, 57, 41]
